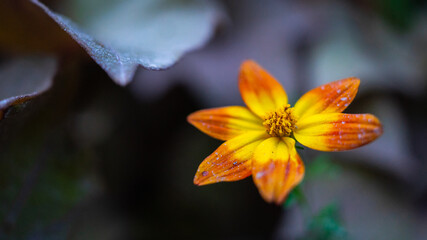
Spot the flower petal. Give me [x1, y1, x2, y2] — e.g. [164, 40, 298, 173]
[187, 106, 264, 141]
[294, 78, 360, 120]
[252, 137, 305, 204]
[294, 113, 383, 151]
[239, 60, 288, 117]
[194, 131, 268, 186]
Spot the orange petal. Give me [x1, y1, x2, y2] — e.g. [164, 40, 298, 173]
[294, 113, 383, 151]
[252, 137, 305, 204]
[194, 132, 268, 186]
[239, 60, 288, 118]
[294, 78, 360, 120]
[187, 106, 264, 141]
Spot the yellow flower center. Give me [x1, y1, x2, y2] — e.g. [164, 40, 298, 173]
[262, 104, 297, 137]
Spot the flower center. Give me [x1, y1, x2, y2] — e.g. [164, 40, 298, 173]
[262, 104, 297, 137]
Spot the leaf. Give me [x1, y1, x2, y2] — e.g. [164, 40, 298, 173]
[0, 55, 56, 120]
[31, 0, 223, 86]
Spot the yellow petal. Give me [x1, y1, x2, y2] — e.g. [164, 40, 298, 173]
[294, 113, 383, 151]
[252, 137, 305, 204]
[194, 131, 268, 186]
[239, 60, 288, 118]
[187, 106, 264, 141]
[294, 78, 360, 120]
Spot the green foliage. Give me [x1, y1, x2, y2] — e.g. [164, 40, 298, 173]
[299, 204, 348, 240]
[283, 155, 348, 239]
[283, 185, 305, 209]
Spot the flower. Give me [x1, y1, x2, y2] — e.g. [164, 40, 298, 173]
[187, 60, 383, 204]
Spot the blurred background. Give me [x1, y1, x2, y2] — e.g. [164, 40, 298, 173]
[1, 0, 427, 239]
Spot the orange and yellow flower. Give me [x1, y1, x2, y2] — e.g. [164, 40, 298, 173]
[187, 60, 382, 204]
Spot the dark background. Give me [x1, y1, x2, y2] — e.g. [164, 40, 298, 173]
[1, 0, 427, 239]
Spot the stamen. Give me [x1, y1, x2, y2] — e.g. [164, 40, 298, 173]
[262, 104, 297, 137]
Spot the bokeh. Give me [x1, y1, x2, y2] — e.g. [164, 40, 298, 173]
[1, 0, 427, 239]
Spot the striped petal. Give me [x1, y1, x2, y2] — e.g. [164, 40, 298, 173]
[294, 78, 360, 120]
[252, 137, 305, 204]
[187, 106, 264, 141]
[194, 132, 268, 186]
[239, 60, 288, 118]
[294, 113, 383, 151]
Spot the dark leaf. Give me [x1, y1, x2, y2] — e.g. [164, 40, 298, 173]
[0, 55, 56, 120]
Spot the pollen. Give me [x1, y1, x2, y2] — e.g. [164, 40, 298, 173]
[262, 104, 297, 137]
